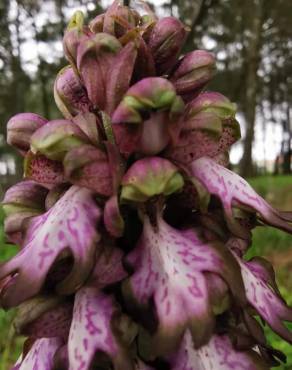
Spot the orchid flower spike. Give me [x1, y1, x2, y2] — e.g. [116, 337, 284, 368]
[2, 1, 292, 369]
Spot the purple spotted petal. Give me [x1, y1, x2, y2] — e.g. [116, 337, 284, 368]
[233, 252, 292, 343]
[170, 331, 268, 370]
[165, 92, 240, 165]
[190, 157, 292, 237]
[0, 186, 101, 308]
[24, 152, 65, 186]
[123, 214, 245, 355]
[16, 337, 63, 370]
[68, 286, 133, 370]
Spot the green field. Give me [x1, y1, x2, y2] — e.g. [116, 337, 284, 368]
[0, 175, 291, 369]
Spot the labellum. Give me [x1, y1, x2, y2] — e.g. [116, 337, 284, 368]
[1, 1, 292, 369]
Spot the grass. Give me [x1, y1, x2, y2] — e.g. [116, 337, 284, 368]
[0, 175, 291, 368]
[0, 209, 23, 369]
[247, 175, 292, 369]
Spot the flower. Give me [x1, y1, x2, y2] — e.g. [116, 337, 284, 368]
[1, 1, 292, 369]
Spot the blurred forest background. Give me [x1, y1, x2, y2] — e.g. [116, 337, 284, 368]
[0, 0, 291, 369]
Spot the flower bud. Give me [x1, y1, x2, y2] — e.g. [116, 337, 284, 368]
[112, 77, 184, 124]
[170, 50, 216, 98]
[121, 157, 184, 202]
[103, 1, 139, 38]
[63, 144, 113, 196]
[2, 181, 48, 245]
[187, 91, 237, 119]
[148, 17, 188, 74]
[7, 113, 47, 155]
[112, 77, 184, 156]
[89, 13, 105, 33]
[30, 119, 90, 161]
[77, 33, 122, 110]
[106, 41, 138, 114]
[63, 11, 92, 70]
[165, 92, 240, 165]
[54, 66, 91, 119]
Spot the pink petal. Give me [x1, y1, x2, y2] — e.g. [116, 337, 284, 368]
[170, 331, 268, 370]
[17, 337, 63, 370]
[190, 157, 292, 237]
[0, 186, 101, 308]
[233, 252, 292, 344]
[68, 286, 132, 370]
[124, 214, 245, 354]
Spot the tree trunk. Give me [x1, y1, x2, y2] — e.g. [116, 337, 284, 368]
[240, 0, 265, 177]
[282, 103, 291, 174]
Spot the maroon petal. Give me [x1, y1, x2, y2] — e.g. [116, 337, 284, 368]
[63, 144, 113, 196]
[106, 41, 138, 114]
[14, 296, 72, 340]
